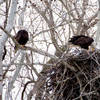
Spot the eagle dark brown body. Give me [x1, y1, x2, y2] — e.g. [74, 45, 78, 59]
[69, 35, 94, 49]
[14, 30, 29, 52]
[15, 30, 29, 45]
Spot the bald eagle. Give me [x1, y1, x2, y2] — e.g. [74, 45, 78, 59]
[14, 30, 29, 52]
[69, 35, 94, 50]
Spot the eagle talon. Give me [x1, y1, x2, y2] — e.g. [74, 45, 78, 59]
[20, 45, 25, 48]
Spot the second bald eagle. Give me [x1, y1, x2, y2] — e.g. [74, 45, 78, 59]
[69, 35, 94, 50]
[14, 30, 29, 52]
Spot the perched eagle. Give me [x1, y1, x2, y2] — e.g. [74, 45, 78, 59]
[14, 30, 29, 52]
[69, 35, 94, 50]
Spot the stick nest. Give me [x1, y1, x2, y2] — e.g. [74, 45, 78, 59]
[35, 50, 100, 100]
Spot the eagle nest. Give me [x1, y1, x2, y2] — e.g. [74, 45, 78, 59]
[34, 50, 100, 100]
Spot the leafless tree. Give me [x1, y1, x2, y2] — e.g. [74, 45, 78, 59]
[0, 0, 99, 100]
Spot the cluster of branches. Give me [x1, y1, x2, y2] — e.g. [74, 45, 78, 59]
[34, 50, 100, 100]
[0, 0, 98, 100]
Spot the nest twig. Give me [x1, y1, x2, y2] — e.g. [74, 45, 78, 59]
[35, 50, 100, 100]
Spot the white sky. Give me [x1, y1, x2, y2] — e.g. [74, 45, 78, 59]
[0, 0, 99, 99]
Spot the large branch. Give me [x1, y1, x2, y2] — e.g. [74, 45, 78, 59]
[0, 0, 17, 60]
[0, 0, 17, 99]
[95, 0, 100, 48]
[5, 51, 25, 100]
[25, 46, 58, 59]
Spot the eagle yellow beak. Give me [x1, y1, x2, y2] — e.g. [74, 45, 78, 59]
[89, 44, 95, 52]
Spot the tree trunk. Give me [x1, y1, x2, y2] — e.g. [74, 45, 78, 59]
[95, 0, 100, 49]
[0, 0, 17, 99]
